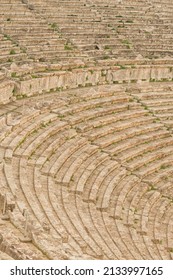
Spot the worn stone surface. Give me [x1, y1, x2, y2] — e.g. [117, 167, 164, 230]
[0, 0, 173, 260]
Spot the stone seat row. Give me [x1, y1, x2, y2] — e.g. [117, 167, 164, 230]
[2, 133, 103, 257]
[27, 0, 173, 59]
[0, 1, 86, 64]
[1, 83, 173, 258]
[0, 0, 173, 259]
[0, 93, 108, 257]
[2, 152, 90, 259]
[131, 88, 173, 128]
[0, 1, 172, 63]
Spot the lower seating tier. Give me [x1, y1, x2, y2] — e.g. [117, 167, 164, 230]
[1, 82, 173, 259]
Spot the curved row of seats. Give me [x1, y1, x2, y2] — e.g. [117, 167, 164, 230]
[1, 0, 173, 67]
[1, 82, 173, 259]
[0, 0, 85, 67]
[28, 0, 173, 60]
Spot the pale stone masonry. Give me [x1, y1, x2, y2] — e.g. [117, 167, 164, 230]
[0, 0, 173, 260]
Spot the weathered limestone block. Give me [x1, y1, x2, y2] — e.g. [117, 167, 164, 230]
[86, 68, 102, 86]
[151, 66, 173, 80]
[106, 66, 122, 83]
[112, 68, 131, 82]
[130, 67, 150, 81]
[10, 65, 173, 100]
[40, 75, 51, 92]
[0, 80, 15, 105]
[19, 79, 40, 96]
[106, 70, 113, 84]
[55, 71, 68, 89]
[73, 69, 88, 87]
[63, 71, 77, 89]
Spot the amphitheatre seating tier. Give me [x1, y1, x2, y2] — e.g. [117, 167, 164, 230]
[0, 0, 86, 66]
[0, 0, 172, 66]
[26, 0, 173, 60]
[0, 0, 173, 260]
[1, 82, 173, 259]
